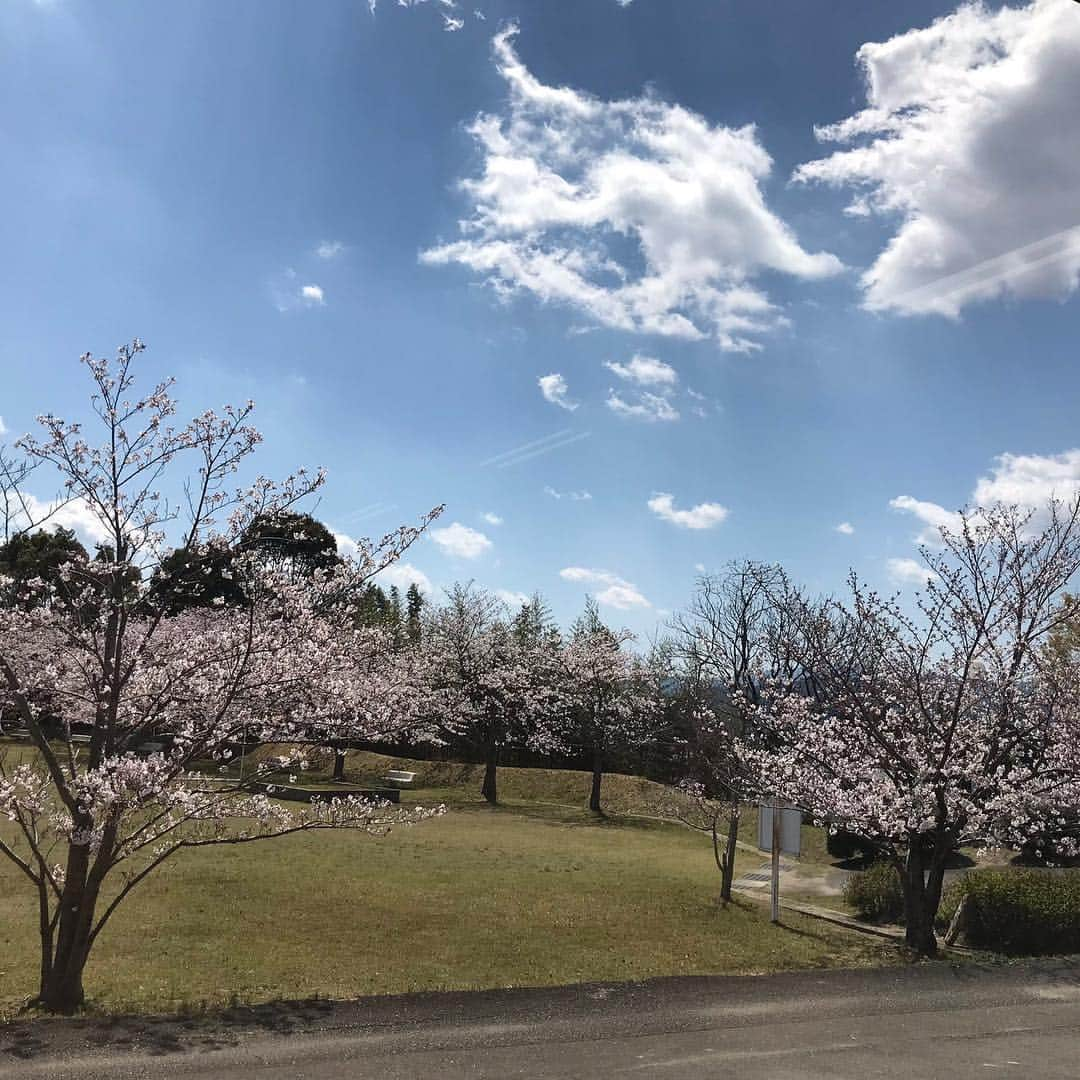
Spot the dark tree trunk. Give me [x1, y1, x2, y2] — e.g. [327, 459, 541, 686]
[40, 949, 89, 1015]
[720, 806, 740, 902]
[901, 836, 949, 956]
[39, 845, 102, 1013]
[481, 745, 498, 804]
[332, 747, 346, 782]
[589, 748, 603, 813]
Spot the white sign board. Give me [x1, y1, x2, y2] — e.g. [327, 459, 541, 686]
[758, 803, 802, 857]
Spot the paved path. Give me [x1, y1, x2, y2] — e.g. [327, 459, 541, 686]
[3, 960, 1079, 1078]
[733, 858, 853, 899]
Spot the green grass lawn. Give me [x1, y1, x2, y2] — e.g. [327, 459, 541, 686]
[0, 743, 890, 1016]
[249, 746, 833, 864]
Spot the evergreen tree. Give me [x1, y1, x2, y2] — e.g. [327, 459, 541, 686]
[405, 582, 424, 643]
[150, 541, 246, 614]
[355, 582, 388, 627]
[239, 511, 340, 582]
[512, 592, 559, 648]
[0, 527, 88, 610]
[150, 512, 340, 614]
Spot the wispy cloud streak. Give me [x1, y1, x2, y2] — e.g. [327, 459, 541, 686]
[494, 432, 591, 469]
[480, 429, 591, 469]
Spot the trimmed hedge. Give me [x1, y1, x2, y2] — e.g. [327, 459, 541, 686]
[938, 869, 1080, 955]
[843, 860, 904, 923]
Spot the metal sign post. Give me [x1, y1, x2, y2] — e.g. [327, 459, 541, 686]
[758, 799, 801, 924]
[770, 797, 782, 923]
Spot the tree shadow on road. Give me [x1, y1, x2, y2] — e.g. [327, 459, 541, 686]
[1, 996, 339, 1062]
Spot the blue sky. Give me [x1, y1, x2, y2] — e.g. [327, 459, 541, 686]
[3, 0, 1080, 637]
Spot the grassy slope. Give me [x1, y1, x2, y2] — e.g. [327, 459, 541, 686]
[0, 743, 877, 1015]
[250, 746, 833, 865]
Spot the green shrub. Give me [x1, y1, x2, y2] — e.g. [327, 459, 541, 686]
[938, 869, 1080, 955]
[842, 861, 904, 923]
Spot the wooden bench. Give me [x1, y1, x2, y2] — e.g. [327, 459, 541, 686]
[382, 769, 417, 787]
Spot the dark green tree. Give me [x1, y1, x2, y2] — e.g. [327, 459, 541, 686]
[150, 513, 340, 613]
[0, 527, 88, 609]
[512, 592, 559, 648]
[355, 582, 389, 627]
[238, 511, 340, 581]
[149, 541, 245, 614]
[387, 585, 404, 646]
[405, 583, 424, 643]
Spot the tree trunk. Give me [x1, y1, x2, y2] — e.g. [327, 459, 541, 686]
[40, 952, 89, 1015]
[38, 846, 101, 1013]
[901, 837, 948, 956]
[589, 748, 603, 813]
[720, 806, 740, 902]
[481, 745, 498, 804]
[332, 747, 345, 782]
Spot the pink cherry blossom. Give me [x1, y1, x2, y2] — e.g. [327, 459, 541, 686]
[0, 343, 444, 1012]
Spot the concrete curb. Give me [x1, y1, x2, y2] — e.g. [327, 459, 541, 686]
[732, 887, 974, 953]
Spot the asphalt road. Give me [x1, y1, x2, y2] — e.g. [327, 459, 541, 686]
[3, 960, 1080, 1079]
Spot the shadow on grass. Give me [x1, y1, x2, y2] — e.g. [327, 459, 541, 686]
[769, 916, 904, 959]
[445, 799, 681, 834]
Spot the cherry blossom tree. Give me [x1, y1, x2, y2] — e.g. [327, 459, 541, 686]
[420, 583, 562, 804]
[0, 342, 443, 1012]
[667, 562, 787, 898]
[558, 598, 661, 814]
[665, 777, 741, 904]
[747, 503, 1080, 954]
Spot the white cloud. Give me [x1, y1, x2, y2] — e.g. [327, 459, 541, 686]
[0, 416, 7, 436]
[835, 521, 855, 536]
[604, 355, 680, 420]
[538, 373, 578, 411]
[604, 354, 677, 387]
[378, 561, 434, 595]
[647, 492, 729, 530]
[891, 449, 1080, 548]
[889, 495, 964, 546]
[367, 0, 503, 26]
[496, 588, 530, 608]
[334, 530, 434, 594]
[431, 521, 493, 560]
[422, 25, 840, 351]
[887, 557, 938, 588]
[686, 386, 713, 419]
[333, 531, 361, 557]
[272, 270, 327, 311]
[372, 0, 632, 16]
[316, 241, 344, 259]
[14, 494, 111, 547]
[481, 512, 503, 526]
[972, 451, 1080, 509]
[795, 0, 1080, 316]
[559, 566, 650, 610]
[544, 486, 592, 501]
[606, 390, 679, 422]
